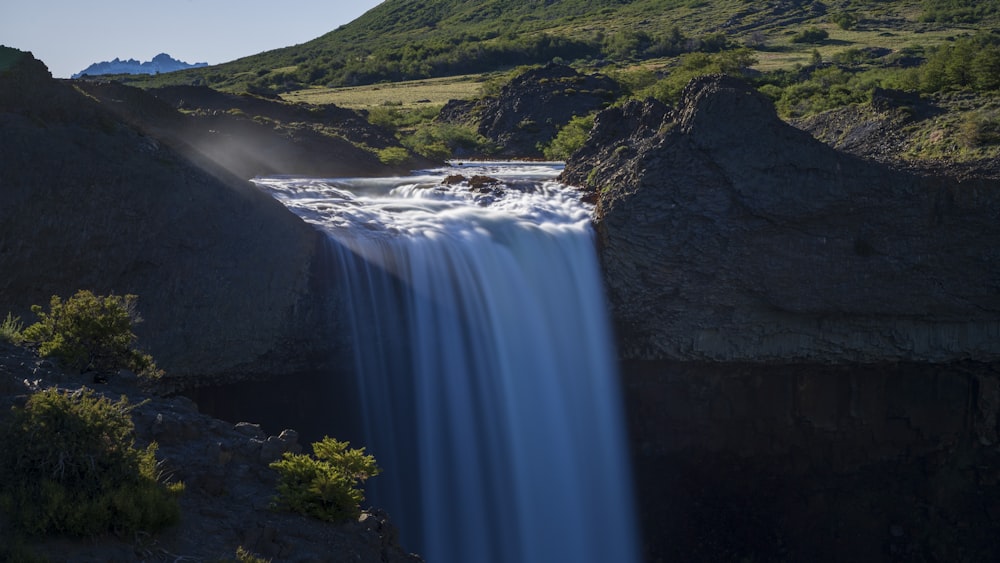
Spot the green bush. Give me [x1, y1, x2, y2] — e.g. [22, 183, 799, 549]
[0, 312, 23, 345]
[913, 33, 1000, 93]
[791, 27, 830, 44]
[401, 122, 494, 159]
[542, 114, 595, 160]
[960, 111, 1000, 147]
[832, 12, 858, 30]
[377, 146, 412, 166]
[21, 290, 161, 378]
[270, 437, 381, 523]
[0, 388, 182, 537]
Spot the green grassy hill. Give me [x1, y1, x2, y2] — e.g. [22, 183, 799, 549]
[119, 0, 999, 94]
[98, 0, 1000, 164]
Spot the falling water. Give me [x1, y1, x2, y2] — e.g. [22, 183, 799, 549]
[256, 162, 639, 563]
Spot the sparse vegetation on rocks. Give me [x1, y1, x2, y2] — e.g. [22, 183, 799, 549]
[21, 290, 161, 381]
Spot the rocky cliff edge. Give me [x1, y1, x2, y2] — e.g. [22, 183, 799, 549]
[562, 74, 1000, 363]
[0, 50, 344, 384]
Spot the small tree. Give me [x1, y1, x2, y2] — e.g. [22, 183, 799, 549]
[21, 290, 160, 378]
[270, 437, 381, 523]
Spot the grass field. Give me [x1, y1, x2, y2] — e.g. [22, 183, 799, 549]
[752, 22, 979, 72]
[282, 74, 487, 109]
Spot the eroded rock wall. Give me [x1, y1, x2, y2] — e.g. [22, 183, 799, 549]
[562, 75, 1000, 363]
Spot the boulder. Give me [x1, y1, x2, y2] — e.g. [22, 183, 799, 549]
[561, 74, 1000, 363]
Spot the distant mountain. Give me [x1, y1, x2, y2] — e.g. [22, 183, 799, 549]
[73, 53, 207, 78]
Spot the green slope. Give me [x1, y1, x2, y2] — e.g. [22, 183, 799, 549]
[114, 0, 970, 92]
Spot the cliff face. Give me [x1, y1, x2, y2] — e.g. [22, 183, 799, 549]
[562, 75, 1000, 363]
[0, 51, 344, 384]
[561, 75, 1000, 562]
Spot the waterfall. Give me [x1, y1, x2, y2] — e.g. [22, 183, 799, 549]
[256, 163, 639, 563]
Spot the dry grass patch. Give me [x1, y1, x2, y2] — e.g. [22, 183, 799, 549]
[282, 75, 486, 109]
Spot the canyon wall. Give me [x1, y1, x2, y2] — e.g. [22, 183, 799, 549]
[561, 75, 1000, 561]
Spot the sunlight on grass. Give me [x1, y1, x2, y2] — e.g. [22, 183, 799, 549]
[752, 20, 984, 72]
[282, 75, 486, 109]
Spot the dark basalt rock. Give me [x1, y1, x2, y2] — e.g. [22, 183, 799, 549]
[438, 63, 621, 158]
[562, 74, 1000, 363]
[0, 50, 348, 384]
[563, 74, 1000, 562]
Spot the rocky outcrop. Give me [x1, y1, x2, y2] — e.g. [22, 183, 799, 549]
[562, 74, 1000, 562]
[0, 342, 421, 562]
[0, 50, 348, 384]
[438, 63, 620, 157]
[561, 74, 1000, 363]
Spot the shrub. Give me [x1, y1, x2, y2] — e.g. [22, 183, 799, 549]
[0, 312, 22, 344]
[542, 114, 595, 160]
[270, 437, 381, 523]
[401, 122, 494, 159]
[791, 27, 830, 44]
[832, 12, 858, 30]
[377, 146, 411, 166]
[960, 111, 1000, 147]
[0, 388, 182, 537]
[235, 546, 272, 563]
[21, 290, 160, 379]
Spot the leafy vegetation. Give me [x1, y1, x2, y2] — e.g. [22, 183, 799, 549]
[0, 312, 23, 345]
[791, 27, 830, 44]
[401, 122, 495, 160]
[270, 437, 381, 524]
[21, 290, 161, 379]
[907, 32, 1000, 93]
[0, 388, 182, 538]
[542, 114, 595, 160]
[114, 0, 837, 94]
[920, 0, 1000, 22]
[635, 48, 760, 105]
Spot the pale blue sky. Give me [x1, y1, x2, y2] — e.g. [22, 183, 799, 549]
[1, 1, 384, 78]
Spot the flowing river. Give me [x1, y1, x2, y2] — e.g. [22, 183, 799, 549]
[255, 162, 639, 563]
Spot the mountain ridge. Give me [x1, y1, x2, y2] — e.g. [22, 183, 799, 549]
[73, 52, 207, 78]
